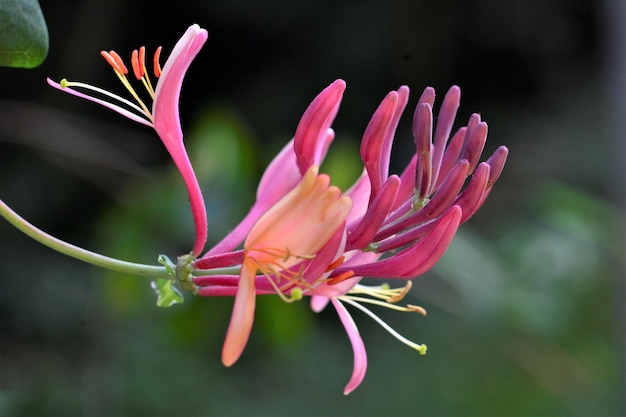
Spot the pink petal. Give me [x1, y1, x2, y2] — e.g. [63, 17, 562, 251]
[310, 295, 330, 313]
[379, 86, 410, 181]
[390, 154, 417, 215]
[341, 205, 462, 278]
[360, 90, 398, 199]
[455, 162, 490, 223]
[344, 171, 371, 225]
[194, 249, 245, 270]
[412, 103, 433, 200]
[430, 85, 461, 189]
[331, 298, 368, 395]
[346, 175, 400, 251]
[485, 145, 509, 188]
[293, 79, 346, 173]
[432, 127, 466, 191]
[255, 138, 301, 205]
[194, 274, 277, 294]
[459, 118, 488, 175]
[375, 160, 469, 240]
[153, 24, 209, 256]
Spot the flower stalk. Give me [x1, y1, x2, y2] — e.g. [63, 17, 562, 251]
[0, 198, 170, 278]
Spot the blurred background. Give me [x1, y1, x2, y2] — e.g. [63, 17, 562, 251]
[1, 0, 624, 415]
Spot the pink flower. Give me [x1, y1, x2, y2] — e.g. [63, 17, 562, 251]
[47, 24, 209, 257]
[193, 80, 508, 394]
[45, 23, 508, 395]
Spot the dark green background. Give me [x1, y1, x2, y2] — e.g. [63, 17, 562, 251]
[0, 1, 624, 415]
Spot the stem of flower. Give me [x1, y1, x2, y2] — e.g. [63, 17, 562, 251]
[0, 198, 171, 279]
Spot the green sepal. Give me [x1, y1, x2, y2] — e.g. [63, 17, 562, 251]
[151, 278, 184, 308]
[158, 254, 177, 277]
[152, 254, 184, 307]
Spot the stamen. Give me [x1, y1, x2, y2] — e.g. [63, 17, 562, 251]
[387, 280, 412, 303]
[326, 255, 346, 271]
[407, 304, 427, 315]
[245, 253, 312, 302]
[131, 48, 143, 80]
[100, 50, 128, 74]
[326, 270, 355, 285]
[153, 46, 162, 78]
[260, 267, 304, 303]
[340, 297, 427, 355]
[349, 282, 414, 303]
[342, 295, 423, 313]
[57, 79, 152, 125]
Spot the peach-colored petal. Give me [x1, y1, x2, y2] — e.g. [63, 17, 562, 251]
[245, 166, 352, 266]
[222, 261, 257, 366]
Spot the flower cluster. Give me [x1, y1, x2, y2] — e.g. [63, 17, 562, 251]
[46, 24, 508, 394]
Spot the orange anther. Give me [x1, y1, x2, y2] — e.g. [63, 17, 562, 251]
[407, 304, 428, 316]
[130, 46, 145, 80]
[325, 256, 345, 272]
[153, 46, 162, 78]
[100, 50, 128, 74]
[109, 50, 128, 74]
[327, 270, 355, 285]
[139, 46, 146, 70]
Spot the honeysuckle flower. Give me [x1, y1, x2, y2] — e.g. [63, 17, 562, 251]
[0, 22, 511, 396]
[192, 79, 508, 394]
[47, 24, 209, 257]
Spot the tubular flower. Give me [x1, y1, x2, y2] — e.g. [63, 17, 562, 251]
[192, 80, 508, 394]
[47, 24, 209, 257]
[24, 23, 510, 395]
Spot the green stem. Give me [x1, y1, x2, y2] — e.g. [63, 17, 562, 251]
[0, 198, 171, 279]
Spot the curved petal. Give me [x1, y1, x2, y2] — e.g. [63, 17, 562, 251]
[153, 24, 209, 147]
[153, 24, 209, 256]
[255, 138, 301, 206]
[310, 295, 330, 313]
[331, 298, 368, 395]
[361, 90, 398, 199]
[293, 79, 346, 173]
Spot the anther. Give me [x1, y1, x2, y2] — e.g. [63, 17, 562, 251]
[326, 256, 345, 272]
[153, 46, 162, 78]
[131, 48, 144, 80]
[327, 270, 355, 285]
[387, 281, 412, 303]
[100, 50, 128, 74]
[407, 304, 427, 316]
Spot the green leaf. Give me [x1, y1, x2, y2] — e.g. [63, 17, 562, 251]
[0, 0, 48, 68]
[151, 279, 184, 308]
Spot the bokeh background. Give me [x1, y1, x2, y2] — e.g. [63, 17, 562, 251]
[1, 1, 625, 415]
